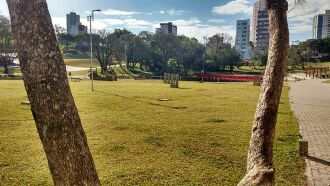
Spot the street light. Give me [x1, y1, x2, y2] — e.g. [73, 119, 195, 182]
[201, 36, 208, 83]
[88, 9, 101, 91]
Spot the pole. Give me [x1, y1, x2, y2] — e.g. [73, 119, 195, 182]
[90, 13, 93, 91]
[202, 53, 205, 83]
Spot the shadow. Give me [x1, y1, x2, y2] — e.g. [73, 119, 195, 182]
[178, 87, 192, 90]
[0, 119, 34, 122]
[307, 156, 330, 166]
[94, 90, 187, 110]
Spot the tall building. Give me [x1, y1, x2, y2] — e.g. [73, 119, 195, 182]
[251, 0, 269, 55]
[313, 10, 330, 39]
[66, 12, 87, 36]
[155, 22, 177, 36]
[235, 19, 250, 59]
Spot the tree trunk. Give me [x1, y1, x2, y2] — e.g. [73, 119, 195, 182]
[6, 1, 101, 185]
[238, 0, 289, 185]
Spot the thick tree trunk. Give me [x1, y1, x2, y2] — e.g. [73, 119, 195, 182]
[6, 0, 100, 185]
[238, 0, 289, 185]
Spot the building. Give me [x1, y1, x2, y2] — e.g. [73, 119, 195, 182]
[235, 19, 250, 59]
[66, 12, 88, 36]
[155, 22, 177, 36]
[251, 0, 269, 55]
[313, 10, 330, 39]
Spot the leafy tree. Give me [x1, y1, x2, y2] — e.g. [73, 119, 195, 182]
[288, 44, 305, 70]
[6, 0, 100, 184]
[92, 30, 116, 75]
[58, 33, 75, 48]
[151, 33, 180, 73]
[0, 14, 16, 74]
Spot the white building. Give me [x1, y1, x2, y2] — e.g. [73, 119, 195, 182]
[235, 19, 251, 59]
[313, 10, 330, 39]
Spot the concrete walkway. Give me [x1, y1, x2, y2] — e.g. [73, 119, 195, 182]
[66, 65, 89, 72]
[289, 79, 330, 186]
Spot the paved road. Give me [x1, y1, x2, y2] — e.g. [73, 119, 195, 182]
[66, 65, 89, 72]
[289, 79, 330, 186]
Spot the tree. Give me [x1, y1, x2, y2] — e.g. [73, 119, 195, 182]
[238, 0, 289, 185]
[6, 0, 100, 185]
[0, 14, 16, 74]
[259, 52, 268, 67]
[288, 44, 305, 70]
[92, 30, 116, 75]
[152, 33, 180, 73]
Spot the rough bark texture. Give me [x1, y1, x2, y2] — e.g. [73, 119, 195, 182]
[6, 0, 101, 185]
[238, 0, 289, 185]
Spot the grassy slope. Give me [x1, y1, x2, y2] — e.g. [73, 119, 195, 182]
[64, 59, 99, 68]
[0, 80, 305, 185]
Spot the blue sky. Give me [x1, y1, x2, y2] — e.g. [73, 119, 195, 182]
[1, 0, 329, 43]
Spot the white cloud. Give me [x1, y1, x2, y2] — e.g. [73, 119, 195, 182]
[159, 11, 165, 14]
[50, 16, 235, 43]
[212, 0, 253, 15]
[287, 0, 330, 35]
[166, 9, 185, 16]
[169, 18, 235, 42]
[101, 8, 141, 16]
[208, 19, 226, 23]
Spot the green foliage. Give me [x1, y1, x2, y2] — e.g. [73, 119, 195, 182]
[259, 52, 268, 67]
[0, 14, 17, 73]
[205, 33, 241, 72]
[0, 80, 305, 185]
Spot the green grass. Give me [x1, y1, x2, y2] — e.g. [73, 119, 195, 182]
[306, 62, 330, 67]
[0, 80, 305, 185]
[64, 58, 99, 67]
[323, 80, 330, 83]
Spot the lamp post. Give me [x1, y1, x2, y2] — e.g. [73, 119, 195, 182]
[201, 36, 207, 83]
[88, 9, 101, 91]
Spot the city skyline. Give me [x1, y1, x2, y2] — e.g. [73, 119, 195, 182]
[0, 0, 330, 43]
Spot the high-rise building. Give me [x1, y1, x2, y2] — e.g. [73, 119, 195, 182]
[155, 22, 177, 36]
[313, 10, 330, 39]
[235, 19, 250, 59]
[251, 0, 269, 55]
[66, 12, 87, 36]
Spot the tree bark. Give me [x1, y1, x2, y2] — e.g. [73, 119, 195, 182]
[6, 0, 101, 185]
[238, 0, 289, 185]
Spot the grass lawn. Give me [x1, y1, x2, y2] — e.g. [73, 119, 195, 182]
[0, 80, 305, 185]
[323, 80, 330, 83]
[64, 58, 99, 68]
[306, 62, 330, 68]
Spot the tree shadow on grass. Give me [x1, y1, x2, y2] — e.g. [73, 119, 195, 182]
[94, 90, 187, 110]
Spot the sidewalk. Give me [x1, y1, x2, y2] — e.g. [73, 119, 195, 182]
[289, 79, 330, 186]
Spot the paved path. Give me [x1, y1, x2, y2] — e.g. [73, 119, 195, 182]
[289, 79, 330, 186]
[66, 65, 89, 72]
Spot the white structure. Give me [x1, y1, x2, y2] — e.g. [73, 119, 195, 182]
[251, 0, 269, 55]
[155, 22, 177, 36]
[313, 10, 330, 39]
[66, 12, 88, 36]
[235, 19, 251, 59]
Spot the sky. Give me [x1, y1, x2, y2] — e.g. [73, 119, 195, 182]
[1, 0, 330, 43]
